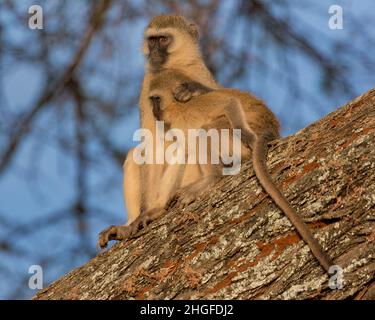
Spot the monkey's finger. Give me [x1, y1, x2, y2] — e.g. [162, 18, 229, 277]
[173, 88, 192, 102]
[96, 240, 105, 250]
[116, 226, 132, 240]
[97, 225, 130, 248]
[96, 232, 110, 249]
[128, 222, 142, 237]
[177, 91, 192, 102]
[141, 216, 152, 229]
[179, 191, 197, 207]
[181, 94, 192, 102]
[97, 236, 108, 249]
[97, 232, 112, 249]
[166, 196, 178, 209]
[97, 225, 116, 248]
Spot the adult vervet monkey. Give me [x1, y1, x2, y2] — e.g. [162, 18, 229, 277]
[98, 15, 219, 248]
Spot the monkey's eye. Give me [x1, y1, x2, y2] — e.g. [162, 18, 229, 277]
[148, 37, 156, 45]
[158, 36, 168, 44]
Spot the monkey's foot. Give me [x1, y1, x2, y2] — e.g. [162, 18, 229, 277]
[171, 188, 199, 207]
[173, 178, 218, 207]
[97, 208, 166, 248]
[97, 225, 134, 249]
[180, 192, 198, 207]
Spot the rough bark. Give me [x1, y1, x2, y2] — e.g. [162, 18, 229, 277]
[34, 89, 375, 300]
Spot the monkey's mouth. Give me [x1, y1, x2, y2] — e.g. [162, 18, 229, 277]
[148, 50, 168, 68]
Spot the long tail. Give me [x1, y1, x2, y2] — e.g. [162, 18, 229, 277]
[252, 133, 333, 272]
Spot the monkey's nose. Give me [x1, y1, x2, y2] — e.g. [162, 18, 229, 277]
[150, 96, 162, 120]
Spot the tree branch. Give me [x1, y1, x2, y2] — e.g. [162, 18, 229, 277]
[34, 88, 375, 300]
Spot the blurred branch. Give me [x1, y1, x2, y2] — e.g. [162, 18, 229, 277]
[0, 0, 113, 175]
[241, 0, 355, 95]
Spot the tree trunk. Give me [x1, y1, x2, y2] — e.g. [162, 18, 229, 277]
[34, 89, 375, 300]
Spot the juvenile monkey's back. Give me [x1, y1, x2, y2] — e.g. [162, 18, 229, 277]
[198, 88, 280, 140]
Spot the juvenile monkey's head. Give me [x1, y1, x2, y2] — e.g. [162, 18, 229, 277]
[143, 15, 201, 70]
[148, 69, 187, 124]
[148, 70, 175, 122]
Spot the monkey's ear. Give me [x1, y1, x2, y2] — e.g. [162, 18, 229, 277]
[189, 23, 199, 40]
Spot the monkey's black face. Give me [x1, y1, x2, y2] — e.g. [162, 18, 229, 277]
[150, 95, 163, 120]
[147, 34, 172, 69]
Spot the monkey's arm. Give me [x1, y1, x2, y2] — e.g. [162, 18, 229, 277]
[173, 81, 214, 102]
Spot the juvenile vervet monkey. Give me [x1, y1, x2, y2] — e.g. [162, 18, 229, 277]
[146, 69, 333, 272]
[98, 15, 218, 248]
[97, 15, 333, 271]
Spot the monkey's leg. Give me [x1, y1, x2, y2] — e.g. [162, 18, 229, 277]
[158, 163, 186, 206]
[132, 163, 186, 224]
[173, 141, 222, 207]
[124, 149, 142, 224]
[98, 148, 142, 248]
[173, 81, 213, 102]
[174, 174, 220, 206]
[170, 117, 227, 207]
